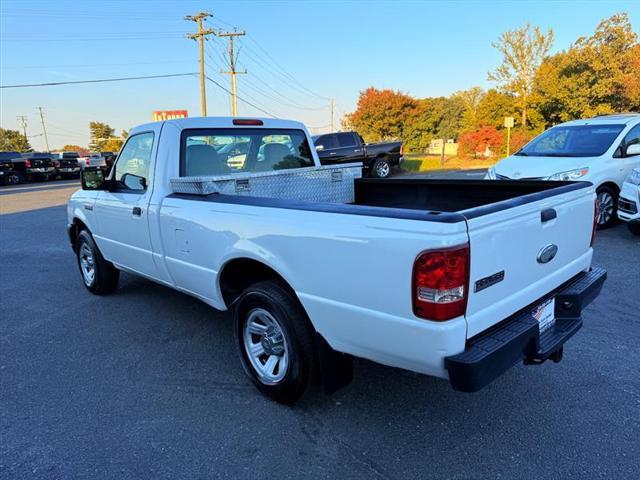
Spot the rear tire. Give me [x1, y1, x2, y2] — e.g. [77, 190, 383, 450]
[6, 172, 21, 185]
[76, 230, 119, 295]
[371, 157, 392, 178]
[234, 280, 316, 404]
[595, 186, 617, 229]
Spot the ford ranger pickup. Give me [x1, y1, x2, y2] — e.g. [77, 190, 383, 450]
[67, 117, 606, 404]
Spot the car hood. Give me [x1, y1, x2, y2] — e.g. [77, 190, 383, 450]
[494, 155, 597, 179]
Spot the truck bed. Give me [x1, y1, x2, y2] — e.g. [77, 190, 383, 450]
[353, 178, 589, 218]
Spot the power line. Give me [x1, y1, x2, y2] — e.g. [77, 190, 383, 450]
[16, 116, 28, 139]
[0, 73, 197, 89]
[4, 60, 195, 70]
[204, 75, 277, 118]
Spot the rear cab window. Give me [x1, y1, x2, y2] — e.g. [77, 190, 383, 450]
[181, 128, 315, 176]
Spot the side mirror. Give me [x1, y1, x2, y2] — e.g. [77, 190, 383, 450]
[625, 144, 640, 157]
[315, 145, 324, 152]
[121, 172, 146, 191]
[81, 167, 108, 190]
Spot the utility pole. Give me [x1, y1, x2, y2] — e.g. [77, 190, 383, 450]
[16, 115, 28, 140]
[218, 30, 246, 116]
[37, 107, 50, 152]
[186, 12, 215, 116]
[329, 99, 334, 132]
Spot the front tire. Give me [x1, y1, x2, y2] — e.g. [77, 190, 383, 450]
[596, 186, 617, 229]
[76, 230, 119, 294]
[234, 281, 316, 404]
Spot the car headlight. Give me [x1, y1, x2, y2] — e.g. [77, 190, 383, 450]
[628, 169, 640, 185]
[547, 167, 589, 181]
[485, 166, 497, 180]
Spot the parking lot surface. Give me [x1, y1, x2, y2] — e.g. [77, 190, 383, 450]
[1, 179, 639, 479]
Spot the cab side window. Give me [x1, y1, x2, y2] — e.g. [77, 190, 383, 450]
[314, 134, 338, 150]
[623, 125, 640, 147]
[113, 132, 154, 191]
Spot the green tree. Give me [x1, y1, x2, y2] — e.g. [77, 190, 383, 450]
[89, 122, 115, 151]
[489, 22, 554, 128]
[535, 13, 639, 123]
[345, 87, 417, 142]
[0, 128, 32, 152]
[454, 87, 485, 132]
[121, 129, 129, 140]
[102, 137, 123, 152]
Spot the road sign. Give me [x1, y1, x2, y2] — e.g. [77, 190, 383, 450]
[504, 117, 515, 128]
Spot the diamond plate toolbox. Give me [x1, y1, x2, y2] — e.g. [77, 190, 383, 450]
[170, 163, 362, 204]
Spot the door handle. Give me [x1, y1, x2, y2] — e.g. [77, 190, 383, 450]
[329, 152, 337, 156]
[132, 206, 142, 216]
[354, 149, 361, 153]
[541, 208, 556, 223]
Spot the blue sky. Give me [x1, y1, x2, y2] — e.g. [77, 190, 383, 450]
[1, 0, 637, 150]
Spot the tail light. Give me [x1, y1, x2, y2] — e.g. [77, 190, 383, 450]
[412, 244, 470, 321]
[400, 144, 404, 156]
[24, 159, 31, 168]
[233, 119, 263, 126]
[53, 160, 60, 168]
[590, 197, 598, 247]
[85, 158, 91, 166]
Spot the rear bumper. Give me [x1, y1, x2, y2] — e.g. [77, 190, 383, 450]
[445, 267, 607, 392]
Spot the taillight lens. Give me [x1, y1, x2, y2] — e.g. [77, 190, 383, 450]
[53, 160, 60, 168]
[590, 197, 598, 247]
[412, 244, 470, 321]
[85, 158, 90, 166]
[400, 144, 404, 156]
[24, 159, 31, 168]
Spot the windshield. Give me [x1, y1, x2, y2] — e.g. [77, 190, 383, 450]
[516, 124, 625, 157]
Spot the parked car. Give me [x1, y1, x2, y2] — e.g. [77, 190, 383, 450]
[101, 152, 117, 174]
[0, 151, 22, 184]
[67, 117, 606, 404]
[57, 152, 81, 179]
[14, 152, 56, 181]
[617, 167, 640, 235]
[486, 113, 640, 228]
[77, 153, 107, 170]
[312, 131, 403, 178]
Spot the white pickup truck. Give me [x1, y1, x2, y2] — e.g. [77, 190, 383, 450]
[67, 117, 606, 403]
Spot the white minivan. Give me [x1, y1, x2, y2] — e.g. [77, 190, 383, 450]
[487, 114, 640, 228]
[618, 168, 640, 235]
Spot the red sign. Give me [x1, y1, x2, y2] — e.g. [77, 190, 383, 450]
[152, 110, 188, 121]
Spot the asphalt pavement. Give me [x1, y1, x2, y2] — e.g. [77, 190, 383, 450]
[1, 178, 639, 479]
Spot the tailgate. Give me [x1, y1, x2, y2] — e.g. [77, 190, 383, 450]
[463, 183, 595, 337]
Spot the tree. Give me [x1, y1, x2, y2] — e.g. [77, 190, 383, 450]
[476, 89, 519, 129]
[0, 128, 32, 152]
[89, 122, 115, 151]
[62, 144, 84, 152]
[535, 13, 639, 123]
[454, 87, 486, 132]
[489, 22, 554, 128]
[403, 96, 465, 155]
[458, 126, 504, 158]
[345, 87, 417, 142]
[102, 137, 123, 152]
[121, 129, 129, 140]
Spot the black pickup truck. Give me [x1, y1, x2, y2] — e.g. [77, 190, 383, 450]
[0, 151, 22, 185]
[312, 131, 403, 178]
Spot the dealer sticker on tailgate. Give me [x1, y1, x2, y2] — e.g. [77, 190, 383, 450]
[531, 298, 556, 333]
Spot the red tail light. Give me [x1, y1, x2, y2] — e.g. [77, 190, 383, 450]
[400, 144, 404, 156]
[412, 244, 470, 321]
[85, 158, 91, 166]
[53, 160, 60, 168]
[233, 119, 263, 126]
[24, 159, 31, 168]
[590, 197, 598, 247]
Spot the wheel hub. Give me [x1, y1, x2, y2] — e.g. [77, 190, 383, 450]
[261, 326, 285, 356]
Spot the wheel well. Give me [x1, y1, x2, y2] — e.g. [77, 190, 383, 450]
[69, 218, 89, 252]
[597, 182, 620, 195]
[219, 258, 295, 308]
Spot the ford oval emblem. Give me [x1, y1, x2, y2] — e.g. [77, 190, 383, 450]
[537, 244, 558, 264]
